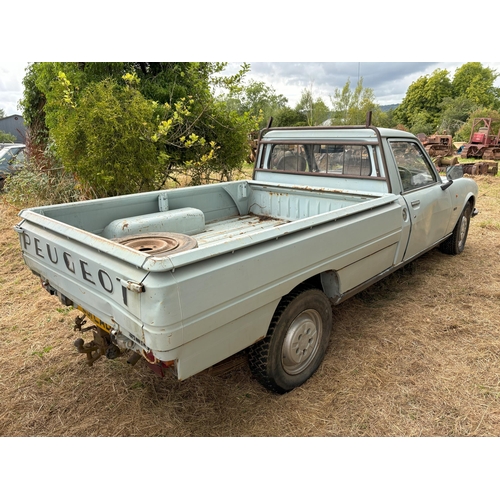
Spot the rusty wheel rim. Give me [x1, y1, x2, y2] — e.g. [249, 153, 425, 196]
[120, 235, 180, 254]
[114, 232, 198, 256]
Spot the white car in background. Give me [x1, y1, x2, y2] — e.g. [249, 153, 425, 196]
[0, 144, 26, 189]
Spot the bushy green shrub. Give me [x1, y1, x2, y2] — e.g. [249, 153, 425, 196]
[20, 63, 256, 198]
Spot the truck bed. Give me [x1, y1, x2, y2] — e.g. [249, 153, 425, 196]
[15, 179, 405, 382]
[194, 214, 288, 248]
[18, 180, 398, 272]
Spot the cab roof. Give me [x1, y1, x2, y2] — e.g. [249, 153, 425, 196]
[260, 126, 415, 142]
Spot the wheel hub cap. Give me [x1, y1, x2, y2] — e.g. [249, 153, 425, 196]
[282, 309, 322, 375]
[459, 216, 467, 243]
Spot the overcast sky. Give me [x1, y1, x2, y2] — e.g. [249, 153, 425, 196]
[222, 62, 500, 108]
[2, 61, 500, 117]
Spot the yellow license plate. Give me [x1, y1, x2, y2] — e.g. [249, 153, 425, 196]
[77, 306, 112, 333]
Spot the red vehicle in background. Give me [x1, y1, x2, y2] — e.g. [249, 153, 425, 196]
[460, 118, 500, 160]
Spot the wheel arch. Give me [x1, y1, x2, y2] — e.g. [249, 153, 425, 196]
[247, 284, 334, 393]
[465, 194, 476, 211]
[462, 193, 477, 221]
[298, 270, 341, 302]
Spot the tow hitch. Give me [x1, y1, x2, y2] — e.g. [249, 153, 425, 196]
[73, 314, 121, 366]
[72, 315, 172, 375]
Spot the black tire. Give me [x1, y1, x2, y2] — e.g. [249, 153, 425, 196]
[440, 203, 472, 255]
[248, 287, 333, 394]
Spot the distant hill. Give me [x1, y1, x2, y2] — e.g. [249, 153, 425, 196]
[379, 104, 399, 112]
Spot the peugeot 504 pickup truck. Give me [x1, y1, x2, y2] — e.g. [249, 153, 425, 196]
[15, 123, 478, 393]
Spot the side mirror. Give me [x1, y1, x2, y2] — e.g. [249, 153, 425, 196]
[441, 165, 463, 191]
[446, 164, 464, 181]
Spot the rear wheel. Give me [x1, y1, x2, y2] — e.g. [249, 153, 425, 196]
[440, 203, 472, 255]
[248, 287, 333, 394]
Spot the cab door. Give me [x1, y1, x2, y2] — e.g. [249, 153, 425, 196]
[389, 140, 452, 261]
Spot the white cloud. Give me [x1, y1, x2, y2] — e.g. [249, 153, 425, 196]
[0, 62, 29, 116]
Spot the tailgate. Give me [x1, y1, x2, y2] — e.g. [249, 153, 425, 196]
[15, 219, 150, 345]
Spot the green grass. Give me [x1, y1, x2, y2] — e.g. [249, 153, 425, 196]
[478, 219, 500, 230]
[32, 346, 53, 357]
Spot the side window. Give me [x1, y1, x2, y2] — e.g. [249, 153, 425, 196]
[390, 141, 438, 191]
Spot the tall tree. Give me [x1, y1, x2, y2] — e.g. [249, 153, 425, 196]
[438, 96, 478, 135]
[330, 78, 379, 126]
[224, 79, 288, 129]
[272, 106, 307, 127]
[394, 69, 453, 133]
[295, 86, 330, 126]
[375, 107, 398, 129]
[452, 62, 500, 109]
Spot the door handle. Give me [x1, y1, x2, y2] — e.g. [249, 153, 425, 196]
[411, 200, 420, 208]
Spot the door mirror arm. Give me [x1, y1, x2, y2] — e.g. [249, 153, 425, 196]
[441, 179, 453, 191]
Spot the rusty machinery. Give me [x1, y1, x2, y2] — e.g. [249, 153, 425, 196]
[460, 118, 500, 160]
[433, 155, 498, 176]
[417, 133, 454, 157]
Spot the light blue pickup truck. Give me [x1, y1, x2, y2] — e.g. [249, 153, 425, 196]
[15, 124, 478, 393]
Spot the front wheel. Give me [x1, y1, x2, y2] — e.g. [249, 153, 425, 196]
[440, 203, 472, 255]
[248, 287, 333, 394]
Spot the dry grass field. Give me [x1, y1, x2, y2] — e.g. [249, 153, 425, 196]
[1, 176, 499, 437]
